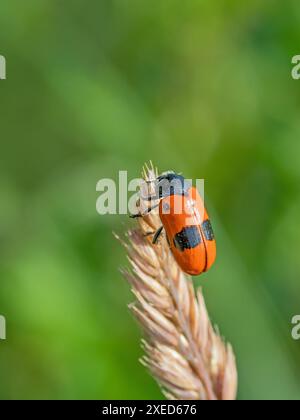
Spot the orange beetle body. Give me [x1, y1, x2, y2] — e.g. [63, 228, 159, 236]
[141, 172, 216, 276]
[159, 185, 216, 276]
[133, 172, 217, 276]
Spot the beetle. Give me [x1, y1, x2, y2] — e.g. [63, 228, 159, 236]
[132, 172, 216, 276]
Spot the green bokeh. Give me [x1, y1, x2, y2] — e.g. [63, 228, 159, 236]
[1, 0, 300, 400]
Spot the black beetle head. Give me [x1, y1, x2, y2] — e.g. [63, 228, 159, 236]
[156, 172, 191, 198]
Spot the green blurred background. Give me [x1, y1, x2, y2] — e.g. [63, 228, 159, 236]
[1, 0, 300, 400]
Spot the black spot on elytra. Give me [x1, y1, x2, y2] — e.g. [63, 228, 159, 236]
[202, 220, 215, 241]
[173, 226, 202, 251]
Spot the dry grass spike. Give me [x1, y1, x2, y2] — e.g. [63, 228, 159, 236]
[116, 162, 238, 400]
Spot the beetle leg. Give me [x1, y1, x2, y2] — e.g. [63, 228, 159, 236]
[144, 231, 155, 237]
[152, 226, 164, 245]
[130, 202, 160, 218]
